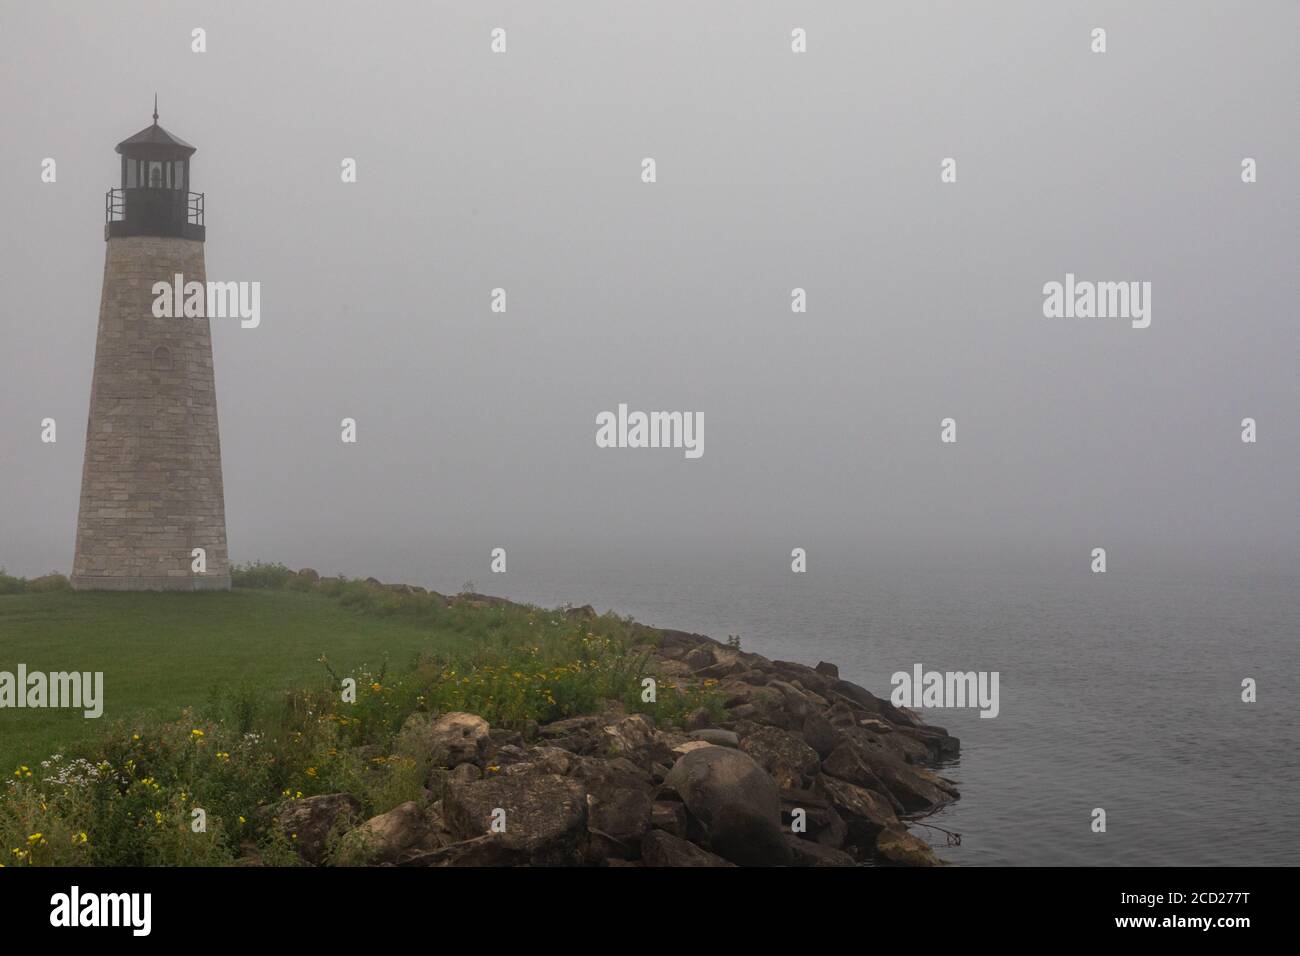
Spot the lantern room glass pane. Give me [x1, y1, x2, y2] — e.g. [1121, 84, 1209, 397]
[126, 160, 139, 188]
[173, 160, 185, 191]
[148, 161, 164, 188]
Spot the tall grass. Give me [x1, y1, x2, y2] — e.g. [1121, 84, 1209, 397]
[1, 571, 722, 866]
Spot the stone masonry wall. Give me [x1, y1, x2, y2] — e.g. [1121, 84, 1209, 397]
[71, 236, 230, 590]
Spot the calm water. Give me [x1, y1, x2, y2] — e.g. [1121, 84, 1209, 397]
[367, 544, 1299, 866]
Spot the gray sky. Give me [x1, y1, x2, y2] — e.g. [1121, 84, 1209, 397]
[2, 1, 1297, 583]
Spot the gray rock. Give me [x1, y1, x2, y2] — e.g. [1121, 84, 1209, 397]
[683, 645, 716, 670]
[779, 788, 849, 849]
[738, 725, 821, 790]
[640, 829, 734, 867]
[538, 715, 601, 738]
[785, 834, 856, 867]
[338, 800, 440, 865]
[500, 745, 574, 777]
[875, 824, 943, 866]
[816, 775, 899, 846]
[650, 801, 688, 837]
[588, 787, 654, 858]
[449, 762, 481, 784]
[663, 746, 792, 866]
[442, 773, 588, 865]
[602, 714, 658, 756]
[821, 741, 892, 798]
[688, 728, 740, 748]
[398, 711, 490, 768]
[272, 793, 362, 865]
[801, 711, 840, 758]
[718, 680, 790, 727]
[682, 707, 714, 731]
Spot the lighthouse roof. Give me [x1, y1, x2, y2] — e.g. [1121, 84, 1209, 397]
[116, 120, 196, 157]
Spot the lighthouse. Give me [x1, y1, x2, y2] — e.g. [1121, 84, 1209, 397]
[70, 101, 230, 591]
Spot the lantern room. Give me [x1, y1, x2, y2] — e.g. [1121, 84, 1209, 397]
[105, 98, 205, 241]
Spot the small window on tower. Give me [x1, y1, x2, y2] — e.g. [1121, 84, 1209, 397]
[152, 346, 173, 371]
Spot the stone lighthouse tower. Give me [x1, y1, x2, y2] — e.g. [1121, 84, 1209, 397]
[71, 103, 230, 590]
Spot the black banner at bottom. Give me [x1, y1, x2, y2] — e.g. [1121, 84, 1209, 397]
[0, 865, 1282, 942]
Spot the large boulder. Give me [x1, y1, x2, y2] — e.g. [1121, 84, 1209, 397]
[602, 714, 657, 756]
[828, 679, 886, 715]
[842, 722, 932, 764]
[821, 741, 894, 802]
[766, 680, 813, 723]
[442, 773, 588, 865]
[779, 787, 848, 849]
[587, 787, 654, 859]
[785, 835, 856, 867]
[718, 681, 791, 727]
[650, 801, 688, 838]
[338, 801, 441, 865]
[500, 745, 574, 777]
[398, 711, 490, 768]
[903, 724, 962, 761]
[570, 754, 653, 799]
[640, 830, 734, 867]
[875, 825, 943, 866]
[272, 793, 362, 865]
[860, 750, 958, 813]
[683, 645, 716, 671]
[663, 746, 792, 866]
[738, 725, 821, 790]
[800, 711, 840, 758]
[816, 775, 899, 848]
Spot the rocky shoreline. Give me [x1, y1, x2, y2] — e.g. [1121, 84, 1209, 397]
[262, 599, 961, 867]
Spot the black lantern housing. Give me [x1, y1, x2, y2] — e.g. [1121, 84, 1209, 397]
[105, 100, 205, 241]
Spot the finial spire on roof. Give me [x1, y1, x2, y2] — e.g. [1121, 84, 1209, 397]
[152, 94, 158, 124]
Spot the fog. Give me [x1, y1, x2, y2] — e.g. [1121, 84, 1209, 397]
[2, 1, 1297, 586]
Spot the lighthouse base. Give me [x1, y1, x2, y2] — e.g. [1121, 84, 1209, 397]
[70, 573, 232, 592]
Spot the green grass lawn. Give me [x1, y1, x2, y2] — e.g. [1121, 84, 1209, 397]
[0, 589, 470, 773]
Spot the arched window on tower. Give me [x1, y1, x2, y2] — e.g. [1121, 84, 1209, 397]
[152, 346, 173, 371]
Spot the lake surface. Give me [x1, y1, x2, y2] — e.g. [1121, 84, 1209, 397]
[368, 544, 1300, 866]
